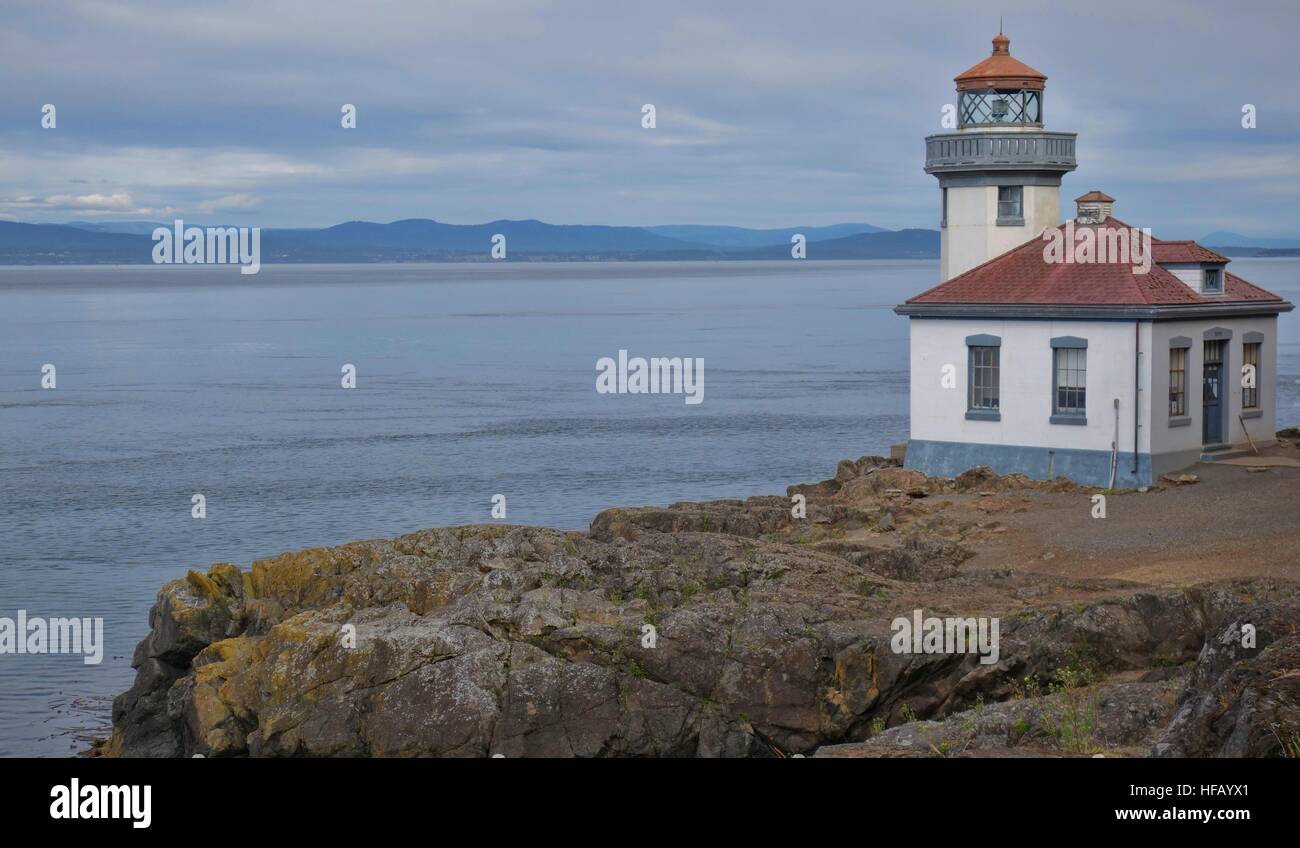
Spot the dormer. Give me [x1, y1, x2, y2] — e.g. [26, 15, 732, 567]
[1152, 241, 1231, 297]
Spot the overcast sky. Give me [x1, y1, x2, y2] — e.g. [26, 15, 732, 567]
[2, 0, 1297, 237]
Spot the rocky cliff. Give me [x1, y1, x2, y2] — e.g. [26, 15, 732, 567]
[105, 457, 1300, 757]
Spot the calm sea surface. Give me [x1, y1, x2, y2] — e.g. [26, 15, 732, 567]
[2, 258, 1297, 757]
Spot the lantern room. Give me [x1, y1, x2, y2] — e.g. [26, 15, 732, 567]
[955, 32, 1046, 129]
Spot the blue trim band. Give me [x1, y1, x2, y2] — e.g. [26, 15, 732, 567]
[905, 439, 1152, 488]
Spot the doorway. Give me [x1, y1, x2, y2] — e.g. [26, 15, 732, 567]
[1202, 340, 1224, 445]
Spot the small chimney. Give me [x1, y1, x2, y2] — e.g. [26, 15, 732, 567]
[1075, 190, 1115, 224]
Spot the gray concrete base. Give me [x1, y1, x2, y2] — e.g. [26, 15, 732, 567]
[906, 439, 1152, 488]
[1151, 447, 1205, 479]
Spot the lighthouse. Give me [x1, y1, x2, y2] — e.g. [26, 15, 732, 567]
[926, 32, 1077, 281]
[896, 33, 1293, 488]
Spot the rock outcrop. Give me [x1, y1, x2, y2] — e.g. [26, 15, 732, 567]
[1152, 590, 1300, 757]
[105, 457, 1300, 758]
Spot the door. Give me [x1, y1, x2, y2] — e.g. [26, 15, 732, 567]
[1202, 340, 1223, 444]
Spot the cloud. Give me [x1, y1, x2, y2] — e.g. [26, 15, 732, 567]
[0, 191, 156, 217]
[42, 192, 138, 211]
[195, 193, 262, 213]
[0, 1, 1297, 234]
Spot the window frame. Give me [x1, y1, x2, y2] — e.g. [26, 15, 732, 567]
[1169, 346, 1187, 418]
[996, 185, 1024, 226]
[1242, 339, 1261, 412]
[1202, 267, 1223, 294]
[965, 334, 1001, 421]
[1168, 337, 1192, 427]
[1049, 337, 1088, 425]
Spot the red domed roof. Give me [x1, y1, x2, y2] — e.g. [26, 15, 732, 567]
[955, 33, 1047, 91]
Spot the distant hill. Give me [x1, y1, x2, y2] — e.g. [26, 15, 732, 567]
[731, 228, 938, 260]
[265, 219, 701, 260]
[1201, 231, 1300, 250]
[62, 220, 174, 235]
[12, 219, 1294, 264]
[1201, 231, 1300, 256]
[0, 220, 152, 262]
[0, 218, 939, 264]
[644, 223, 885, 248]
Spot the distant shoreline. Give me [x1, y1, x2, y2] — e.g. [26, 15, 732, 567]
[0, 254, 944, 267]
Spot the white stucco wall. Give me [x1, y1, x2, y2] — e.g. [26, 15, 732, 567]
[1148, 316, 1279, 472]
[1161, 263, 1204, 293]
[909, 315, 1282, 479]
[909, 318, 1146, 454]
[940, 184, 1060, 280]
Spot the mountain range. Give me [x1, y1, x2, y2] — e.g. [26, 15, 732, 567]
[0, 219, 932, 264]
[1, 219, 1295, 264]
[1198, 231, 1300, 257]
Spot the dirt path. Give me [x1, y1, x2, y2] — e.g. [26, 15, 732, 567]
[962, 460, 1300, 586]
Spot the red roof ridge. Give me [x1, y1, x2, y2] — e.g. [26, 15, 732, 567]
[904, 216, 1283, 307]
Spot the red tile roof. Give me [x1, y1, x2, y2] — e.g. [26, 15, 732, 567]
[906, 217, 1284, 307]
[1151, 240, 1229, 264]
[1075, 190, 1115, 202]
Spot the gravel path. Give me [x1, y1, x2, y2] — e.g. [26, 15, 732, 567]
[963, 458, 1300, 585]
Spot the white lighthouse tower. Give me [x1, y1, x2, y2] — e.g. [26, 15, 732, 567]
[926, 32, 1077, 280]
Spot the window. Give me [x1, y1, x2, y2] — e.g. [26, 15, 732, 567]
[1054, 347, 1087, 416]
[1202, 268, 1223, 294]
[1169, 347, 1187, 417]
[969, 346, 1000, 411]
[997, 186, 1023, 224]
[941, 188, 948, 229]
[958, 89, 1042, 127]
[1243, 341, 1260, 409]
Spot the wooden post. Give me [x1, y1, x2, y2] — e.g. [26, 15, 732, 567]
[1239, 414, 1259, 455]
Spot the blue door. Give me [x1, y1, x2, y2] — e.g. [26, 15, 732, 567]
[1203, 341, 1223, 445]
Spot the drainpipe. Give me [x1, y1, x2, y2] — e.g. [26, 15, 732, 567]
[1109, 399, 1118, 490]
[1133, 322, 1140, 477]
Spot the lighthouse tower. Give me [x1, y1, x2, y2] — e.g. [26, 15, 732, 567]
[926, 32, 1077, 280]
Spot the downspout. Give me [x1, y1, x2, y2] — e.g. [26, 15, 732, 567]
[1109, 399, 1118, 490]
[1133, 322, 1140, 477]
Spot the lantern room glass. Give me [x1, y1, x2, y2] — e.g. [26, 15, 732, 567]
[959, 89, 1041, 127]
